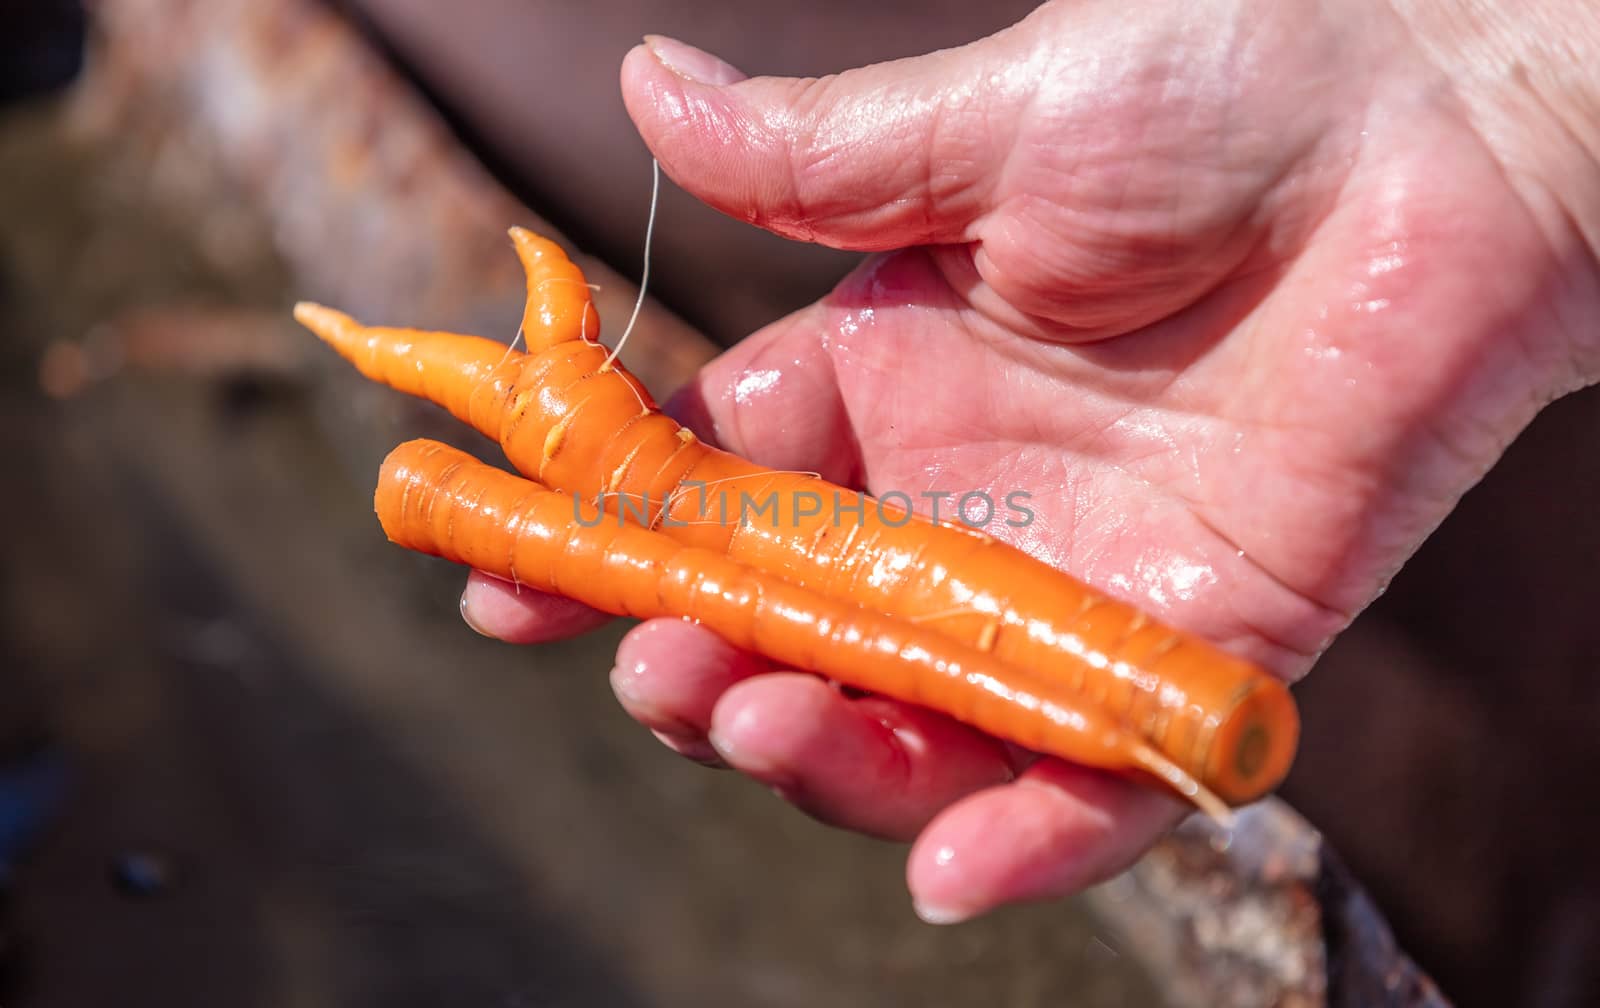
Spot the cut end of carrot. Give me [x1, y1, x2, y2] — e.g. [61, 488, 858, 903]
[1203, 676, 1300, 806]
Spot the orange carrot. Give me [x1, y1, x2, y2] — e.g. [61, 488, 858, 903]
[295, 229, 1298, 805]
[380, 437, 1232, 820]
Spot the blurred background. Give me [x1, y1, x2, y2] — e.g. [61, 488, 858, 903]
[0, 1, 1596, 1005]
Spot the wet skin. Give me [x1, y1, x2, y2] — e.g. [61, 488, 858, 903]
[413, 0, 1599, 921]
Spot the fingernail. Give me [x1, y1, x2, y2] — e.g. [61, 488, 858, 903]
[611, 669, 710, 747]
[460, 589, 492, 638]
[912, 899, 973, 926]
[609, 665, 643, 705]
[651, 729, 724, 767]
[707, 704, 768, 770]
[766, 780, 809, 807]
[644, 34, 747, 86]
[707, 730, 737, 761]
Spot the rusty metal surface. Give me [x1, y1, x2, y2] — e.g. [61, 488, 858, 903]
[1089, 801, 1450, 1008]
[1091, 803, 1326, 1007]
[71, 0, 714, 395]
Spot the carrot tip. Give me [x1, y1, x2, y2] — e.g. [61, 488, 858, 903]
[293, 301, 351, 330]
[292, 302, 364, 350]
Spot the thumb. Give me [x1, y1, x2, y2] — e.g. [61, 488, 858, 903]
[621, 28, 1031, 251]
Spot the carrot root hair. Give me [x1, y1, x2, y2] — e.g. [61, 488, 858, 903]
[1129, 743, 1234, 827]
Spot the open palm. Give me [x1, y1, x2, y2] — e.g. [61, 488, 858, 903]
[464, 0, 1599, 920]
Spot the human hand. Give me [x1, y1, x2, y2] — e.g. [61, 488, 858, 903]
[463, 0, 1600, 921]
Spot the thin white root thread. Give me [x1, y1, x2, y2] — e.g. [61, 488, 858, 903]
[499, 326, 525, 365]
[1130, 742, 1233, 826]
[602, 158, 660, 374]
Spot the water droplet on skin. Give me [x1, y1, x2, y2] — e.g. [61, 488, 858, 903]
[1367, 242, 1406, 277]
[1301, 325, 1343, 362]
[1126, 552, 1220, 608]
[1164, 560, 1215, 602]
[732, 368, 781, 405]
[835, 307, 873, 342]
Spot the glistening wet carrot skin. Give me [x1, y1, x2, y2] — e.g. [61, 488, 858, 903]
[376, 438, 1230, 818]
[295, 230, 1299, 805]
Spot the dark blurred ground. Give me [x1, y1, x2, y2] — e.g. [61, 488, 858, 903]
[2, 2, 1599, 1005]
[0, 1, 84, 105]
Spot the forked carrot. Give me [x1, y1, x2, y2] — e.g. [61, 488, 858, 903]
[379, 437, 1232, 821]
[295, 229, 1299, 806]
